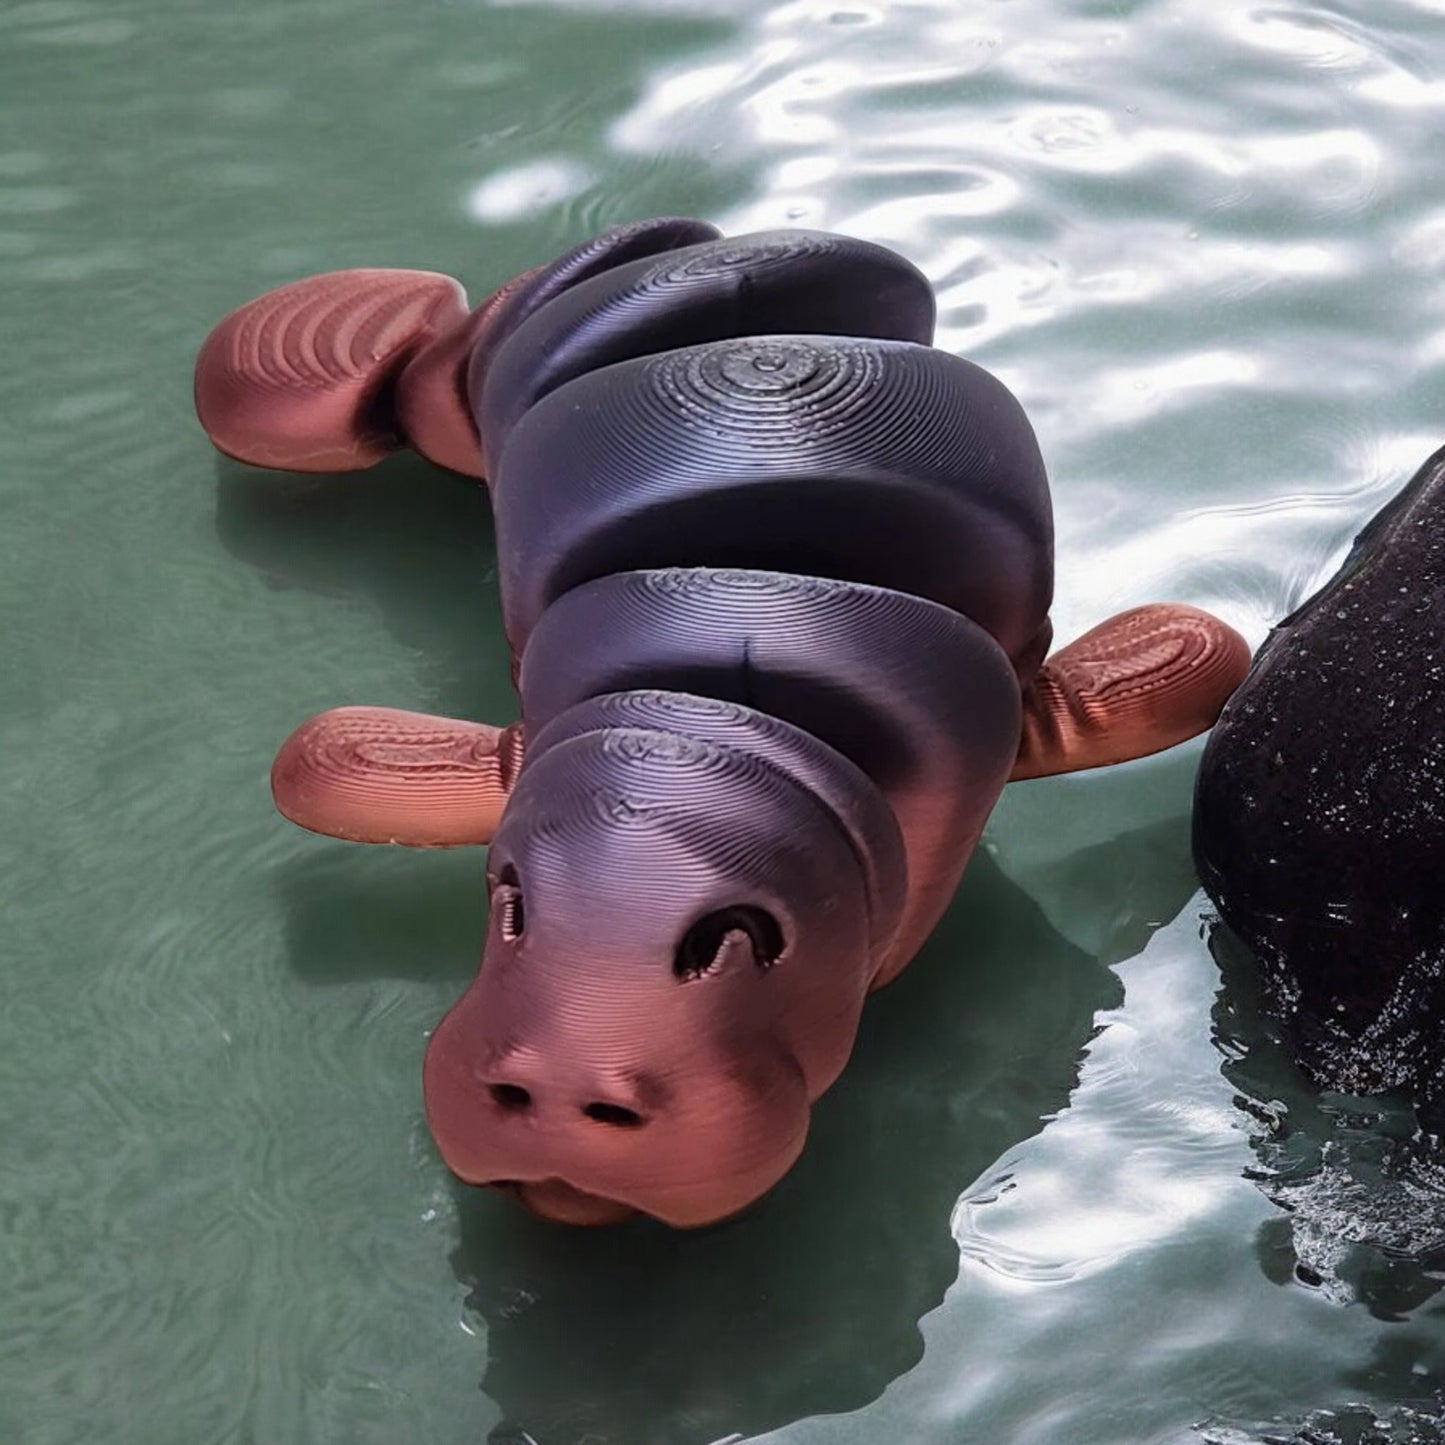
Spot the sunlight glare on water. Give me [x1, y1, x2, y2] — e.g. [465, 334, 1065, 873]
[3, 0, 1445, 1442]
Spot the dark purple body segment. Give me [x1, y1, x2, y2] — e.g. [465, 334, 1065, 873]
[472, 229, 937, 477]
[492, 335, 1052, 668]
[424, 224, 1056, 1225]
[468, 216, 724, 411]
[517, 567, 1022, 974]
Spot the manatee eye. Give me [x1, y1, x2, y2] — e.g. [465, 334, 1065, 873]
[674, 906, 784, 981]
[492, 866, 525, 943]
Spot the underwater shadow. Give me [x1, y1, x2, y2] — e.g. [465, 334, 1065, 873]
[452, 850, 1123, 1445]
[1000, 808, 1205, 968]
[213, 452, 1232, 1437]
[272, 843, 488, 988]
[213, 452, 512, 723]
[219, 451, 513, 990]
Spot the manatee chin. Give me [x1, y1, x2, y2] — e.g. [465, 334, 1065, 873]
[423, 992, 815, 1227]
[491, 1179, 638, 1228]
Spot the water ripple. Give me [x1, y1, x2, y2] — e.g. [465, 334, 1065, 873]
[950, 923, 1249, 1289]
[12, 0, 1445, 1441]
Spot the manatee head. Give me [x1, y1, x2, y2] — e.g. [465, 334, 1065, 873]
[423, 727, 878, 1226]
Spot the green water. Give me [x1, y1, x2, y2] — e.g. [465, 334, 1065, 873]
[4, 1, 1445, 1441]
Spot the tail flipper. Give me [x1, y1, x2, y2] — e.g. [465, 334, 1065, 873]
[195, 220, 724, 483]
[194, 268, 489, 476]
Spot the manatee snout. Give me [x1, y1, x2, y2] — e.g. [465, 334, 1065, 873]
[423, 980, 813, 1227]
[421, 726, 879, 1226]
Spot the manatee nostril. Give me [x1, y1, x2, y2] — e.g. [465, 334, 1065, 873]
[490, 1083, 533, 1112]
[582, 1101, 645, 1129]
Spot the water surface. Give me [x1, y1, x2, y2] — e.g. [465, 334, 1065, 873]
[4, 0, 1445, 1441]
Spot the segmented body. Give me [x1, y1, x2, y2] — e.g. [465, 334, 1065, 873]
[467, 219, 1055, 983]
[195, 218, 1255, 1224]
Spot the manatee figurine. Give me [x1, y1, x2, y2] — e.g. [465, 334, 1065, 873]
[196, 219, 1249, 1226]
[1195, 444, 1445, 1128]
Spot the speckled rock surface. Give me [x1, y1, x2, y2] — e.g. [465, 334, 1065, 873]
[1195, 444, 1445, 1122]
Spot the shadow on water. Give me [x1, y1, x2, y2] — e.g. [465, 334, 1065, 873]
[214, 452, 511, 723]
[1209, 922, 1445, 1324]
[453, 851, 1121, 1445]
[274, 845, 488, 988]
[219, 452, 512, 988]
[215, 457, 1192, 1440]
[1008, 810, 1204, 968]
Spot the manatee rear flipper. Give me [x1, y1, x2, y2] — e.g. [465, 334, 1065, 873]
[1010, 604, 1249, 780]
[194, 220, 722, 481]
[193, 269, 514, 478]
[271, 708, 524, 845]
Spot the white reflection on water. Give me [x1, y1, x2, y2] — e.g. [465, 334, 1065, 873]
[597, 0, 1445, 639]
[950, 915, 1247, 1289]
[1086, 350, 1262, 428]
[466, 157, 597, 221]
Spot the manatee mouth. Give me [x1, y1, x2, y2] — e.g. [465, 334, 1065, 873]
[490, 1178, 637, 1227]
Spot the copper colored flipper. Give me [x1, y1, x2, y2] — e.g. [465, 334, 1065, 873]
[1011, 604, 1251, 780]
[272, 707, 524, 845]
[194, 270, 470, 473]
[394, 269, 542, 479]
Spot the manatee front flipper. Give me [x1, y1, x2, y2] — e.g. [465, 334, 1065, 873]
[271, 707, 524, 845]
[1010, 604, 1250, 780]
